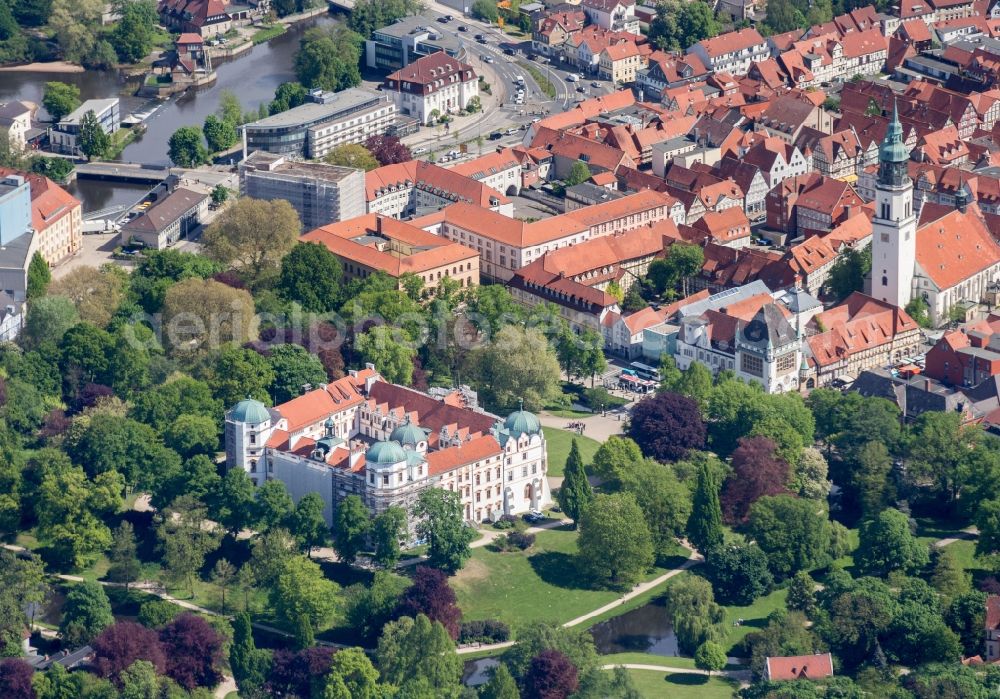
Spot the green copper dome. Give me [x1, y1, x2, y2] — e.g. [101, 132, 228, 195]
[366, 440, 406, 465]
[229, 399, 270, 425]
[390, 422, 427, 446]
[504, 409, 541, 437]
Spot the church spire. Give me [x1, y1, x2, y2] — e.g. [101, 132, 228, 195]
[878, 96, 910, 187]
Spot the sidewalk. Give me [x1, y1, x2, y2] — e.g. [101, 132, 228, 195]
[538, 411, 627, 443]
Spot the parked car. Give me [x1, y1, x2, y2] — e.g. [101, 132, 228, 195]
[489, 131, 503, 140]
[436, 16, 448, 22]
[458, 24, 468, 31]
[412, 146, 427, 155]
[565, 73, 579, 82]
[591, 81, 600, 88]
[445, 13, 454, 20]
[505, 127, 519, 135]
[503, 47, 516, 55]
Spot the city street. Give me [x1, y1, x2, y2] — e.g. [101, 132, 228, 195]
[395, 5, 615, 156]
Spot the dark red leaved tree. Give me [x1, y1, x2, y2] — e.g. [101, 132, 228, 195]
[396, 565, 462, 640]
[523, 649, 579, 699]
[626, 391, 706, 461]
[721, 436, 790, 524]
[92, 621, 167, 680]
[266, 647, 335, 697]
[364, 134, 412, 166]
[0, 659, 35, 699]
[160, 613, 225, 691]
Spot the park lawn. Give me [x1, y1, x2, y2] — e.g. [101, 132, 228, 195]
[542, 427, 601, 478]
[453, 527, 673, 629]
[621, 669, 738, 699]
[719, 586, 788, 655]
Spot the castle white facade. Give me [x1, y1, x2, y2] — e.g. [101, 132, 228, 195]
[224, 366, 550, 531]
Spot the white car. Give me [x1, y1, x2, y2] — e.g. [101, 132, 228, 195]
[565, 73, 578, 82]
[412, 147, 427, 155]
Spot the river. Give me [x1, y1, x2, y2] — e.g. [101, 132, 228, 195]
[0, 13, 338, 211]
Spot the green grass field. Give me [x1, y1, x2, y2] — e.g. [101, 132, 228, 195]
[622, 669, 738, 698]
[453, 527, 675, 629]
[719, 586, 788, 654]
[542, 427, 601, 478]
[600, 652, 745, 672]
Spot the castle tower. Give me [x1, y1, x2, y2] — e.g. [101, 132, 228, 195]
[870, 100, 916, 309]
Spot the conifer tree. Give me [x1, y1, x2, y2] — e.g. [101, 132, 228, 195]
[557, 439, 593, 526]
[230, 612, 270, 694]
[687, 461, 723, 553]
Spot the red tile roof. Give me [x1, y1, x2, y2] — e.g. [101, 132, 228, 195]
[808, 293, 918, 368]
[916, 208, 1000, 290]
[694, 28, 766, 59]
[0, 167, 80, 234]
[276, 372, 374, 432]
[426, 434, 502, 476]
[766, 654, 834, 682]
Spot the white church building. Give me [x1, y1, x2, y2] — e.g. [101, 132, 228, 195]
[224, 366, 550, 531]
[870, 104, 1000, 326]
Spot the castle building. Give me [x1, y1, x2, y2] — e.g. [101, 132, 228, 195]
[224, 367, 549, 531]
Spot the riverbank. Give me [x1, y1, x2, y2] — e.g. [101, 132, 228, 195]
[0, 61, 84, 73]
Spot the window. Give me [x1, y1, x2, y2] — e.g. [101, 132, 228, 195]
[382, 474, 390, 485]
[882, 275, 888, 286]
[776, 353, 796, 372]
[741, 353, 763, 376]
[249, 433, 256, 444]
[521, 466, 528, 477]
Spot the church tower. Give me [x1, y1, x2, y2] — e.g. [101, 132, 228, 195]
[871, 101, 916, 309]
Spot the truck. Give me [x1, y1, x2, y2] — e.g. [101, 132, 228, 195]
[514, 74, 525, 86]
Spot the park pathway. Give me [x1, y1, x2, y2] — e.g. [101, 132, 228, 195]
[933, 526, 978, 548]
[564, 546, 703, 628]
[457, 544, 704, 655]
[600, 662, 752, 682]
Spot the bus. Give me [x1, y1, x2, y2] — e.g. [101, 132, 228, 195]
[629, 361, 661, 382]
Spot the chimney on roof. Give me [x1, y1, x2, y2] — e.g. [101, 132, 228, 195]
[376, 215, 383, 234]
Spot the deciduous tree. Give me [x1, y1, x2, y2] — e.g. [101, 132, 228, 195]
[705, 542, 773, 606]
[50, 264, 126, 328]
[480, 663, 520, 699]
[467, 325, 562, 411]
[856, 508, 929, 577]
[372, 506, 407, 569]
[746, 495, 831, 580]
[413, 488, 476, 574]
[290, 492, 328, 556]
[721, 436, 789, 523]
[364, 133, 412, 166]
[294, 25, 363, 91]
[523, 649, 578, 699]
[0, 659, 34, 699]
[42, 81, 79, 121]
[167, 126, 209, 167]
[161, 277, 257, 353]
[59, 580, 114, 646]
[589, 436, 643, 483]
[277, 241, 343, 312]
[396, 565, 462, 640]
[92, 621, 167, 680]
[620, 458, 691, 556]
[332, 494, 371, 564]
[203, 114, 237, 153]
[271, 555, 340, 630]
[156, 495, 222, 597]
[160, 613, 226, 691]
[376, 614, 463, 696]
[663, 576, 725, 655]
[202, 197, 300, 288]
[627, 391, 706, 462]
[694, 641, 727, 676]
[578, 492, 654, 588]
[324, 143, 379, 170]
